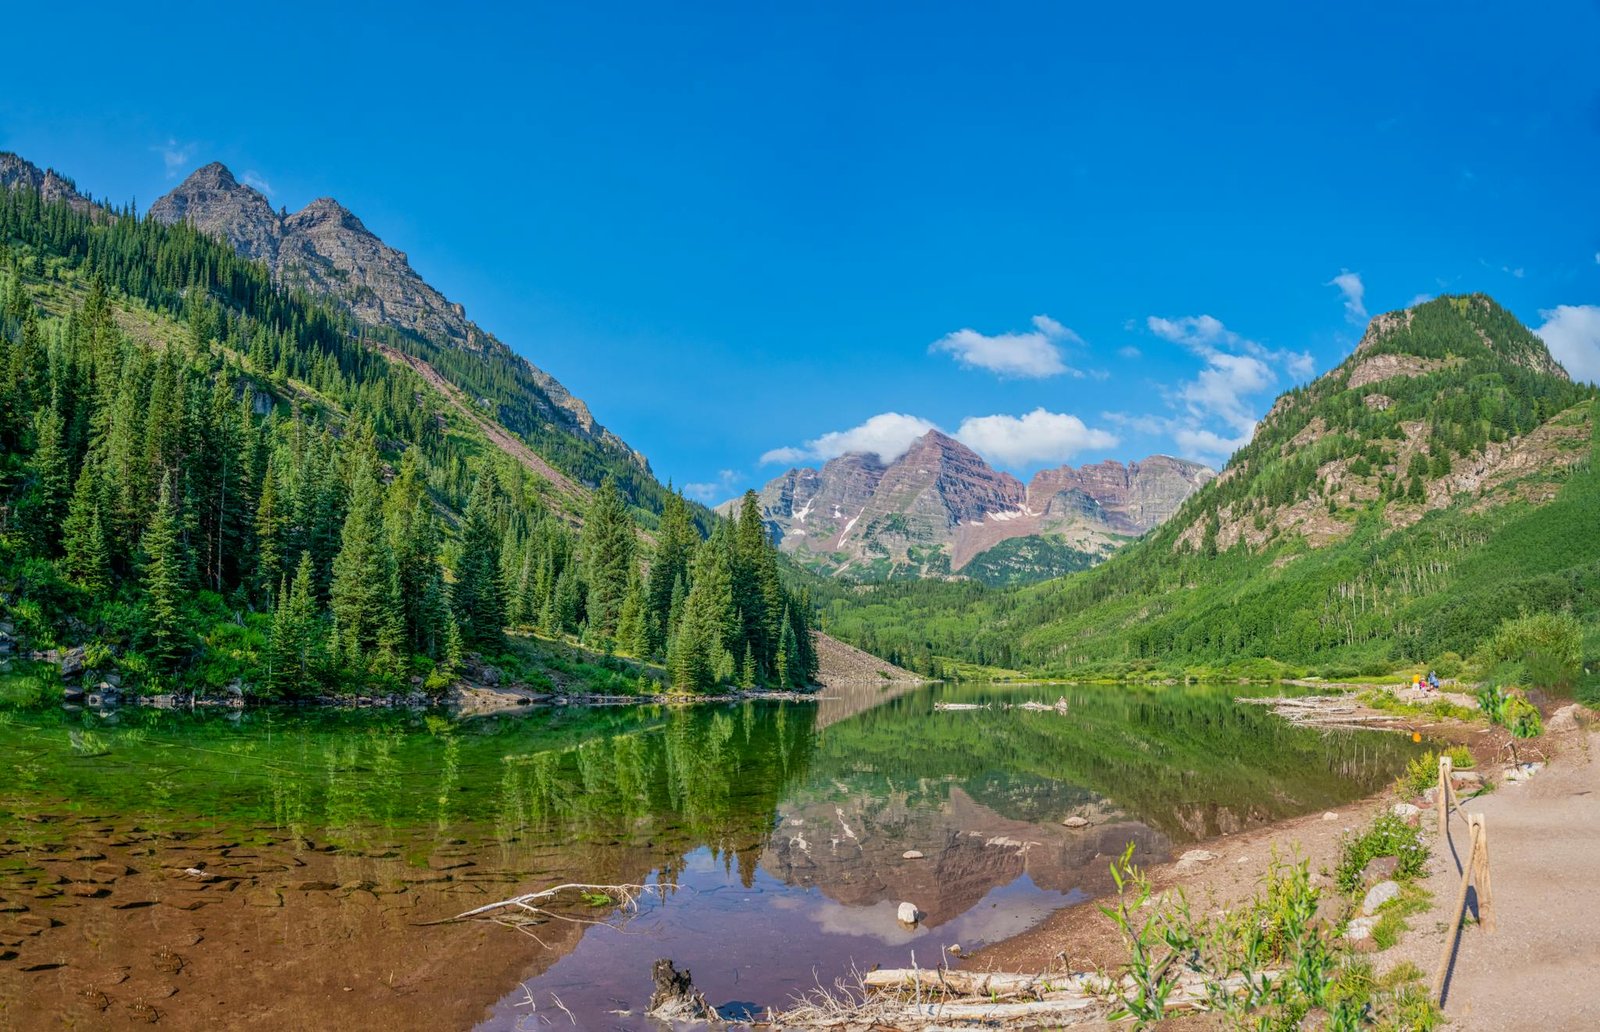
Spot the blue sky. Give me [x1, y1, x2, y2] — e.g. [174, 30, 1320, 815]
[3, 1, 1598, 500]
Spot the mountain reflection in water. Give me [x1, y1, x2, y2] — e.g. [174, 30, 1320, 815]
[0, 683, 1423, 1030]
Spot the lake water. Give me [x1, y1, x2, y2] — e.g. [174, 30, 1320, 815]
[0, 682, 1423, 1029]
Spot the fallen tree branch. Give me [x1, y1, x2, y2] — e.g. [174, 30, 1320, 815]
[416, 882, 658, 933]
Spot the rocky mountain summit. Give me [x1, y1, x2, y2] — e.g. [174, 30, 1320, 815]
[149, 162, 639, 462]
[740, 430, 1213, 581]
[0, 153, 93, 213]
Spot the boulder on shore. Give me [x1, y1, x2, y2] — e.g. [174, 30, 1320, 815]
[1361, 880, 1400, 915]
[897, 901, 921, 925]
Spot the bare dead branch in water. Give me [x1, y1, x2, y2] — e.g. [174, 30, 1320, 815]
[416, 882, 660, 939]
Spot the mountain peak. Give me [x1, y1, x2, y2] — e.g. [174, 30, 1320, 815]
[1354, 293, 1568, 380]
[148, 163, 643, 466]
[0, 152, 93, 212]
[898, 428, 977, 463]
[186, 161, 241, 188]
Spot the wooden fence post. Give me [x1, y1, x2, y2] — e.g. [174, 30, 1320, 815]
[1437, 754, 1453, 830]
[1470, 813, 1495, 934]
[1433, 814, 1492, 1004]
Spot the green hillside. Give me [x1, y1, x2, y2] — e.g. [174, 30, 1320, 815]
[820, 296, 1600, 679]
[0, 183, 817, 700]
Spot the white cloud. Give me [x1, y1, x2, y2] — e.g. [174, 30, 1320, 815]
[759, 408, 1116, 470]
[154, 138, 196, 179]
[682, 469, 743, 503]
[1140, 312, 1314, 465]
[929, 314, 1081, 378]
[954, 409, 1118, 466]
[1593, 252, 1599, 265]
[1406, 293, 1434, 308]
[1173, 427, 1255, 465]
[1118, 345, 1142, 359]
[760, 412, 938, 466]
[1535, 305, 1600, 384]
[1328, 270, 1367, 324]
[241, 171, 274, 196]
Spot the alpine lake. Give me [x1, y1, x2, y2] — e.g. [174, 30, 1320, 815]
[0, 679, 1426, 1030]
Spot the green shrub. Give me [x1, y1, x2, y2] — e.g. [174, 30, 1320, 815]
[1475, 684, 1544, 738]
[1336, 812, 1429, 894]
[1474, 612, 1582, 690]
[1397, 752, 1438, 797]
[1429, 652, 1465, 678]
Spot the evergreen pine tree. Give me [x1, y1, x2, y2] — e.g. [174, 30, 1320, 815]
[254, 459, 286, 602]
[269, 554, 324, 696]
[141, 473, 188, 670]
[329, 455, 403, 672]
[645, 491, 696, 654]
[384, 450, 446, 653]
[62, 462, 110, 592]
[20, 407, 71, 553]
[580, 476, 636, 640]
[616, 569, 647, 656]
[452, 468, 507, 649]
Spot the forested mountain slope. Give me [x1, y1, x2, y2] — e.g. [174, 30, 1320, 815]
[148, 162, 643, 473]
[0, 172, 818, 700]
[2, 153, 669, 520]
[820, 296, 1600, 676]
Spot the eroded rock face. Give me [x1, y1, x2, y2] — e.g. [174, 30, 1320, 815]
[1029, 456, 1214, 535]
[0, 153, 93, 213]
[743, 432, 1212, 578]
[148, 163, 638, 461]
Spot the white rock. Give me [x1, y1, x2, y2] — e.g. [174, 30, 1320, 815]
[1391, 803, 1421, 819]
[1175, 849, 1219, 872]
[1361, 880, 1401, 915]
[1062, 816, 1090, 828]
[1322, 812, 1339, 821]
[1345, 915, 1378, 941]
[1547, 704, 1584, 733]
[902, 850, 925, 860]
[897, 902, 920, 925]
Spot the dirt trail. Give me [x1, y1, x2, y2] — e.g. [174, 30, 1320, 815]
[1390, 726, 1600, 1030]
[372, 342, 586, 507]
[972, 709, 1600, 1030]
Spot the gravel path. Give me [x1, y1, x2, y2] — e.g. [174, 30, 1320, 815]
[1394, 727, 1600, 1030]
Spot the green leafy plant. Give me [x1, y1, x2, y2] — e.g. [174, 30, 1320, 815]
[1475, 684, 1543, 738]
[1335, 812, 1429, 894]
[1098, 844, 1199, 1026]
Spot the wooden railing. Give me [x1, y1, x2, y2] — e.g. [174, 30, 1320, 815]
[1431, 755, 1494, 1003]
